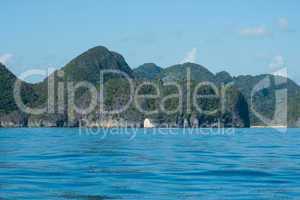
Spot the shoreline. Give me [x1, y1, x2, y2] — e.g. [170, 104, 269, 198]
[251, 126, 288, 128]
[0, 126, 296, 129]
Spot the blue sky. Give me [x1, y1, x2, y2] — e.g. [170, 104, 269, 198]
[0, 0, 299, 83]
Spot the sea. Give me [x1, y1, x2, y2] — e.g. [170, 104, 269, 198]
[0, 128, 300, 200]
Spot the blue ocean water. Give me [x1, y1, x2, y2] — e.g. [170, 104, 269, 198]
[0, 128, 300, 200]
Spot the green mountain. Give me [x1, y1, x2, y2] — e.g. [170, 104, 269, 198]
[161, 63, 215, 82]
[50, 46, 133, 83]
[30, 46, 135, 126]
[233, 74, 300, 127]
[215, 71, 233, 84]
[0, 63, 38, 113]
[0, 45, 299, 127]
[0, 62, 19, 113]
[0, 63, 40, 126]
[133, 63, 163, 80]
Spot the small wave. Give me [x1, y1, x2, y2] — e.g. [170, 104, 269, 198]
[172, 169, 274, 177]
[60, 193, 117, 200]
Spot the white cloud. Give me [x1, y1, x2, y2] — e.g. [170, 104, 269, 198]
[0, 53, 13, 65]
[239, 26, 270, 37]
[180, 48, 197, 64]
[269, 55, 288, 78]
[278, 17, 289, 31]
[273, 67, 288, 78]
[269, 55, 285, 70]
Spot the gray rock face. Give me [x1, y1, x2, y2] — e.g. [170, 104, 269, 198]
[0, 111, 28, 127]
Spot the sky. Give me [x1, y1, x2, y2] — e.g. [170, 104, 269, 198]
[0, 0, 299, 83]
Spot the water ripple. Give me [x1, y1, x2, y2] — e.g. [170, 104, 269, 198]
[0, 128, 300, 199]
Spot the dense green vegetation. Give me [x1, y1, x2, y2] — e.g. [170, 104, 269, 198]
[0, 46, 299, 127]
[234, 74, 300, 126]
[133, 63, 163, 80]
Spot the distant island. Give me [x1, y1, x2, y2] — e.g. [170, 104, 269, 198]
[0, 46, 299, 128]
